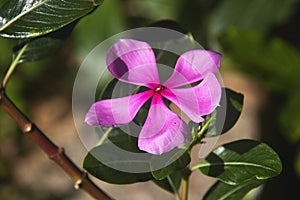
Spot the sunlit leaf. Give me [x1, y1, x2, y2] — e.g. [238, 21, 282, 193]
[195, 140, 282, 185]
[0, 0, 103, 38]
[204, 179, 265, 200]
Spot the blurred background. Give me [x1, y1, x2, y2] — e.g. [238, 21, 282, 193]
[0, 0, 299, 199]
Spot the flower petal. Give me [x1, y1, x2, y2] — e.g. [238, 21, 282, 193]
[106, 39, 160, 86]
[163, 50, 221, 88]
[162, 73, 221, 123]
[138, 94, 188, 155]
[85, 91, 153, 126]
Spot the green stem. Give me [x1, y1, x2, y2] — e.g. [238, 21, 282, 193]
[181, 167, 191, 200]
[167, 176, 180, 200]
[2, 43, 28, 88]
[97, 127, 113, 146]
[197, 112, 216, 138]
[188, 113, 216, 151]
[181, 177, 189, 200]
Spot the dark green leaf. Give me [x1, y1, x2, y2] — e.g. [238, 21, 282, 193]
[13, 21, 77, 63]
[204, 179, 265, 200]
[97, 78, 118, 100]
[206, 88, 244, 137]
[133, 107, 149, 126]
[83, 128, 154, 184]
[153, 171, 182, 194]
[196, 140, 282, 185]
[151, 148, 190, 180]
[102, 127, 140, 152]
[0, 0, 103, 38]
[83, 143, 152, 184]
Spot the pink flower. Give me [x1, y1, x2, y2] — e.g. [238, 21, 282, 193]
[85, 39, 222, 155]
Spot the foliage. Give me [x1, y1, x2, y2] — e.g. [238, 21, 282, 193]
[0, 0, 294, 199]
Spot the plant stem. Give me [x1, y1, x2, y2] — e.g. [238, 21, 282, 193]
[0, 89, 113, 200]
[198, 112, 216, 138]
[167, 176, 181, 200]
[181, 167, 191, 200]
[97, 127, 113, 146]
[2, 43, 28, 88]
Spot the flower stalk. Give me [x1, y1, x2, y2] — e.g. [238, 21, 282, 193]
[2, 43, 28, 88]
[0, 88, 113, 200]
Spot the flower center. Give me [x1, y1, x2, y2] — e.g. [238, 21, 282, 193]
[154, 85, 165, 93]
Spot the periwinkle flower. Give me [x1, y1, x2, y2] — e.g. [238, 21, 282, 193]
[85, 39, 221, 155]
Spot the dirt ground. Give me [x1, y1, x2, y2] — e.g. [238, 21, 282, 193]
[8, 69, 264, 200]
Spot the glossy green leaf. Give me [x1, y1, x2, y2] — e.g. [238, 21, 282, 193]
[13, 21, 77, 63]
[204, 179, 265, 200]
[195, 140, 282, 185]
[84, 130, 150, 183]
[0, 0, 103, 38]
[206, 88, 244, 137]
[83, 128, 153, 184]
[153, 171, 182, 194]
[83, 144, 153, 184]
[151, 148, 190, 180]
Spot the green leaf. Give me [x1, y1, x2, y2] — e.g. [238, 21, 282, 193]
[83, 144, 153, 184]
[13, 21, 77, 63]
[195, 139, 282, 185]
[204, 179, 265, 200]
[102, 127, 140, 152]
[206, 88, 244, 137]
[83, 128, 154, 184]
[153, 171, 182, 194]
[97, 78, 118, 100]
[151, 148, 190, 180]
[0, 0, 103, 38]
